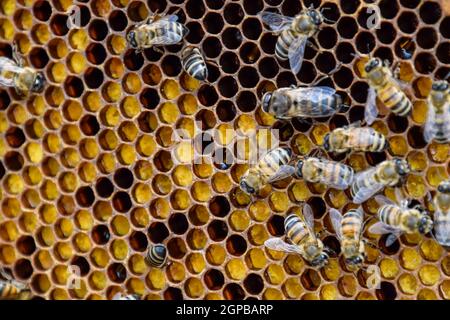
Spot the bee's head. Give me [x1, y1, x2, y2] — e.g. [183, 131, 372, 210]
[261, 92, 273, 113]
[307, 9, 323, 25]
[364, 58, 382, 73]
[240, 179, 256, 195]
[127, 30, 138, 48]
[432, 80, 449, 92]
[345, 254, 364, 270]
[311, 252, 329, 268]
[322, 133, 331, 152]
[394, 158, 410, 176]
[417, 215, 433, 235]
[438, 180, 450, 194]
[31, 72, 45, 93]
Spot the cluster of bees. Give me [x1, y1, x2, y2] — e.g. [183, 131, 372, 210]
[0, 3, 448, 300]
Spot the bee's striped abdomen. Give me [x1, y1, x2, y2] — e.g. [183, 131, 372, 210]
[378, 205, 402, 227]
[146, 244, 167, 268]
[285, 214, 309, 246]
[182, 49, 208, 81]
[0, 282, 20, 299]
[378, 85, 411, 116]
[342, 209, 363, 240]
[153, 21, 185, 44]
[319, 159, 354, 188]
[275, 29, 297, 61]
[435, 215, 450, 246]
[259, 147, 292, 180]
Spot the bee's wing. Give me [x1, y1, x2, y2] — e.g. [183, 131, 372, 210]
[149, 20, 184, 44]
[434, 211, 450, 247]
[264, 238, 303, 255]
[424, 102, 437, 143]
[258, 11, 294, 32]
[329, 208, 343, 241]
[352, 182, 384, 204]
[316, 160, 354, 190]
[288, 36, 307, 74]
[158, 14, 179, 22]
[0, 57, 21, 87]
[298, 86, 337, 101]
[365, 87, 378, 125]
[368, 221, 402, 245]
[112, 293, 123, 300]
[267, 165, 296, 183]
[375, 195, 395, 206]
[302, 203, 317, 240]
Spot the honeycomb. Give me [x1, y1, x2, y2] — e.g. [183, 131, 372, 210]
[0, 0, 449, 300]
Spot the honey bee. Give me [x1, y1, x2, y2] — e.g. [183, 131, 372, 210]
[363, 57, 412, 125]
[127, 12, 188, 52]
[0, 44, 45, 95]
[293, 154, 354, 190]
[265, 204, 330, 268]
[323, 121, 389, 154]
[423, 80, 450, 144]
[239, 147, 295, 195]
[330, 208, 366, 270]
[112, 292, 141, 300]
[181, 46, 209, 82]
[369, 195, 433, 246]
[0, 268, 30, 300]
[351, 158, 410, 204]
[145, 244, 168, 268]
[433, 180, 450, 247]
[261, 85, 348, 120]
[259, 7, 328, 74]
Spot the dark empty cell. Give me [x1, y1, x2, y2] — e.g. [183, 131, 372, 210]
[337, 17, 358, 39]
[168, 213, 188, 235]
[109, 10, 128, 31]
[161, 55, 182, 77]
[76, 186, 95, 207]
[216, 101, 236, 122]
[297, 61, 317, 84]
[95, 177, 114, 198]
[379, 0, 398, 19]
[357, 5, 381, 29]
[185, 22, 204, 44]
[202, 37, 222, 58]
[329, 115, 349, 130]
[276, 71, 296, 88]
[143, 47, 164, 62]
[195, 109, 217, 130]
[242, 18, 262, 41]
[400, 0, 420, 8]
[236, 91, 257, 112]
[80, 114, 100, 136]
[387, 114, 408, 133]
[240, 42, 260, 64]
[261, 33, 277, 55]
[441, 17, 450, 39]
[350, 81, 369, 103]
[84, 67, 104, 89]
[272, 121, 294, 142]
[366, 151, 386, 166]
[148, 222, 169, 243]
[340, 0, 360, 13]
[127, 2, 147, 21]
[415, 52, 437, 74]
[218, 77, 238, 98]
[355, 31, 376, 54]
[92, 225, 110, 245]
[376, 281, 397, 300]
[335, 42, 355, 64]
[333, 67, 353, 89]
[164, 287, 183, 300]
[376, 22, 396, 44]
[112, 191, 132, 213]
[204, 269, 225, 290]
[64, 76, 84, 98]
[222, 27, 242, 50]
[303, 0, 321, 6]
[124, 49, 144, 71]
[244, 273, 264, 295]
[226, 235, 247, 256]
[318, 26, 337, 49]
[86, 43, 107, 65]
[436, 67, 450, 81]
[0, 162, 5, 180]
[4, 152, 24, 171]
[420, 1, 442, 24]
[17, 235, 36, 255]
[88, 19, 108, 41]
[437, 43, 450, 64]
[6, 127, 25, 148]
[108, 263, 127, 283]
[258, 57, 279, 78]
[267, 215, 285, 236]
[77, 5, 91, 26]
[349, 105, 365, 123]
[265, 0, 282, 5]
[408, 125, 427, 149]
[29, 47, 49, 69]
[397, 12, 418, 34]
[224, 2, 244, 25]
[33, 1, 52, 21]
[323, 235, 341, 256]
[374, 47, 393, 65]
[223, 283, 245, 300]
[198, 85, 219, 107]
[307, 197, 326, 219]
[209, 196, 230, 217]
[146, 0, 167, 12]
[129, 231, 148, 251]
[220, 52, 240, 74]
[301, 269, 321, 290]
[50, 14, 69, 36]
[213, 148, 234, 170]
[186, 0, 205, 18]
[206, 64, 221, 83]
[207, 220, 228, 241]
[14, 259, 33, 280]
[395, 37, 415, 60]
[140, 88, 160, 109]
[0, 90, 10, 110]
[238, 67, 259, 88]
[315, 52, 336, 74]
[320, 2, 340, 23]
[417, 28, 437, 49]
[243, 0, 263, 15]
[203, 12, 224, 34]
[167, 238, 187, 259]
[153, 150, 173, 171]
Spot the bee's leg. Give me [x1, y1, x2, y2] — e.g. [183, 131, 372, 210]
[153, 46, 165, 54]
[306, 40, 319, 51]
[12, 42, 24, 67]
[0, 267, 12, 281]
[363, 239, 379, 250]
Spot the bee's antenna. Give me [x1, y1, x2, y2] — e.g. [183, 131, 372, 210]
[444, 71, 450, 81]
